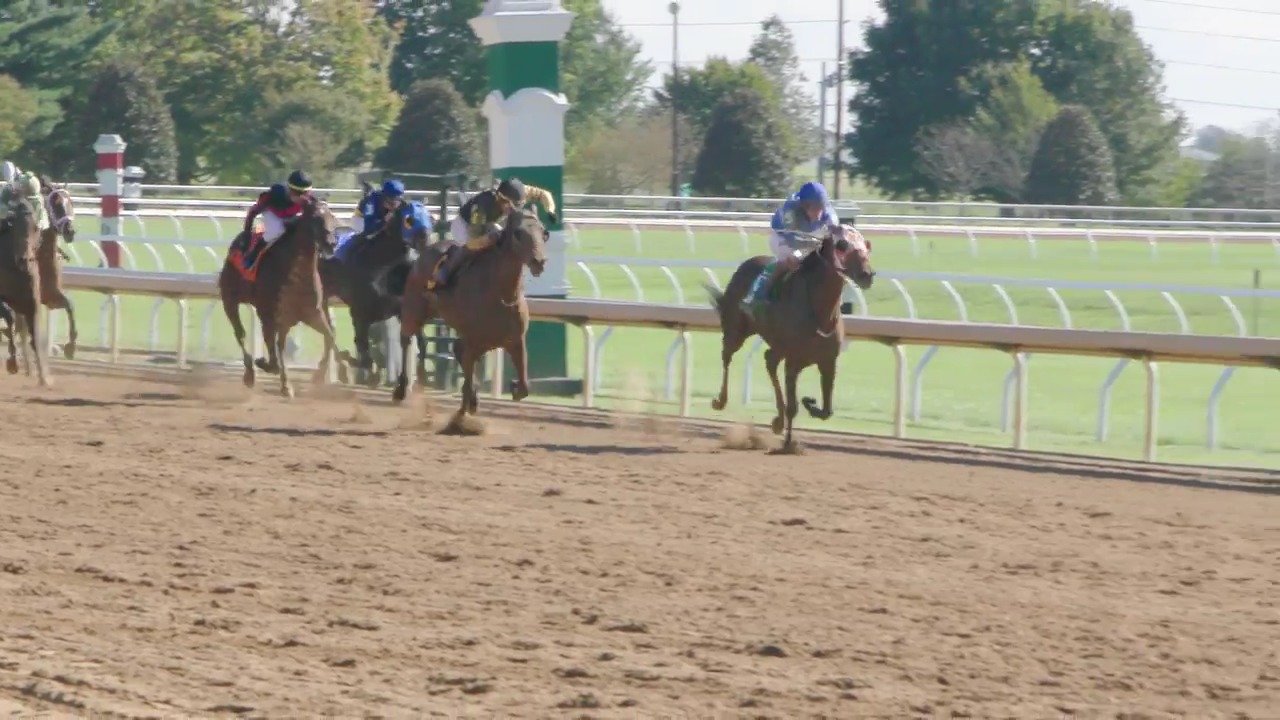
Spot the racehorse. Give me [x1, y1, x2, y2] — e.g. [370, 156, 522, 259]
[320, 189, 431, 388]
[218, 195, 344, 398]
[392, 206, 548, 426]
[705, 222, 875, 452]
[35, 176, 77, 359]
[0, 197, 50, 386]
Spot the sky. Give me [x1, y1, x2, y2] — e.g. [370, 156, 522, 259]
[599, 0, 1280, 138]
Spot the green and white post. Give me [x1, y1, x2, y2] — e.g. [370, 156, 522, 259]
[470, 0, 580, 396]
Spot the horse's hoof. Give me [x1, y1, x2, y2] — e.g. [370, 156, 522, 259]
[392, 383, 407, 404]
[770, 416, 784, 435]
[802, 397, 830, 420]
[37, 377, 52, 389]
[242, 369, 255, 388]
[62, 342, 76, 360]
[770, 439, 803, 456]
[281, 385, 294, 399]
[5, 358, 16, 375]
[511, 383, 529, 402]
[337, 366, 350, 385]
[710, 396, 727, 411]
[311, 369, 328, 386]
[364, 372, 381, 390]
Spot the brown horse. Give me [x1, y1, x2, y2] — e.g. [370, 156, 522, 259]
[392, 206, 548, 423]
[705, 224, 875, 451]
[217, 196, 343, 398]
[0, 197, 50, 386]
[35, 176, 78, 359]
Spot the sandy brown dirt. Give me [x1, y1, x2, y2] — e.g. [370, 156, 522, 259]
[0, 370, 1277, 719]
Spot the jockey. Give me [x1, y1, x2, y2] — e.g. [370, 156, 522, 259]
[1, 161, 17, 186]
[0, 173, 49, 232]
[749, 180, 841, 305]
[358, 179, 407, 238]
[436, 177, 557, 287]
[240, 169, 312, 268]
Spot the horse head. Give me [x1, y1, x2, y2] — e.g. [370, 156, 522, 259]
[300, 195, 338, 259]
[823, 221, 874, 290]
[38, 176, 75, 242]
[501, 206, 549, 277]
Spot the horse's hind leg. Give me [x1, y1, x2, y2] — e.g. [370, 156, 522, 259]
[764, 347, 785, 435]
[352, 316, 378, 389]
[802, 355, 836, 421]
[223, 295, 255, 388]
[454, 338, 479, 416]
[1, 304, 16, 375]
[255, 315, 281, 374]
[415, 330, 429, 388]
[711, 313, 750, 411]
[275, 321, 294, 399]
[780, 359, 804, 452]
[506, 336, 529, 404]
[51, 292, 77, 360]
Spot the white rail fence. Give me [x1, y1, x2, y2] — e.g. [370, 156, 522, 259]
[45, 235, 1280, 450]
[59, 183, 1280, 226]
[46, 268, 1280, 463]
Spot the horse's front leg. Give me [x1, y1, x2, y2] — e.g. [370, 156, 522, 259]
[304, 310, 339, 387]
[276, 321, 294, 398]
[802, 354, 836, 420]
[506, 336, 529, 403]
[255, 315, 281, 374]
[22, 307, 50, 387]
[764, 347, 785, 435]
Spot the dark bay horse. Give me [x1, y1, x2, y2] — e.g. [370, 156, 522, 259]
[320, 200, 430, 388]
[706, 223, 875, 451]
[218, 196, 343, 398]
[35, 176, 77, 359]
[0, 197, 50, 386]
[392, 206, 549, 424]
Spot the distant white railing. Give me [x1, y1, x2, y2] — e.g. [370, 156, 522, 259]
[59, 182, 1280, 225]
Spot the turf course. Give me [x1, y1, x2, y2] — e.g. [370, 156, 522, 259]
[50, 214, 1280, 470]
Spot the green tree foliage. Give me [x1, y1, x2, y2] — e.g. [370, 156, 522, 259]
[846, 0, 1042, 197]
[1187, 135, 1272, 209]
[659, 58, 782, 137]
[692, 87, 791, 198]
[1031, 3, 1183, 203]
[560, 0, 650, 142]
[846, 0, 1179, 203]
[0, 75, 41, 161]
[376, 79, 485, 180]
[54, 60, 178, 182]
[747, 15, 818, 160]
[377, 0, 488, 105]
[1025, 105, 1118, 206]
[966, 60, 1059, 201]
[567, 113, 696, 195]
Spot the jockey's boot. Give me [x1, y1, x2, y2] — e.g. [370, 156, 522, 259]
[434, 246, 467, 288]
[242, 240, 264, 269]
[754, 262, 785, 305]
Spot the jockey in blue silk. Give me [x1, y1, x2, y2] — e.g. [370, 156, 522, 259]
[337, 179, 431, 262]
[748, 180, 842, 305]
[360, 179, 407, 237]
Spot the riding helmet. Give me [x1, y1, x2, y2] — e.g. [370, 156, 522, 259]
[287, 170, 313, 193]
[497, 177, 526, 204]
[382, 179, 406, 198]
[796, 181, 828, 207]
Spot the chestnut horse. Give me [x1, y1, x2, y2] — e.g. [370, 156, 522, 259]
[218, 196, 343, 398]
[705, 223, 874, 451]
[0, 197, 50, 386]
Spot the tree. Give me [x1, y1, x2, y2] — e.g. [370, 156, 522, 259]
[845, 0, 1043, 197]
[1031, 2, 1183, 203]
[0, 75, 40, 161]
[377, 0, 488, 105]
[748, 15, 818, 160]
[560, 0, 651, 142]
[913, 122, 999, 198]
[966, 60, 1059, 202]
[659, 58, 781, 138]
[375, 79, 485, 180]
[54, 60, 177, 182]
[692, 87, 791, 198]
[844, 0, 1179, 202]
[566, 113, 696, 195]
[1025, 105, 1118, 206]
[1187, 135, 1271, 209]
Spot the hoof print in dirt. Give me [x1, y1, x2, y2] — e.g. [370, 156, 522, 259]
[556, 692, 602, 709]
[754, 643, 788, 658]
[603, 620, 649, 634]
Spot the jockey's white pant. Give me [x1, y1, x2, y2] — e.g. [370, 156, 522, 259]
[448, 216, 469, 246]
[261, 212, 288, 244]
[768, 230, 805, 266]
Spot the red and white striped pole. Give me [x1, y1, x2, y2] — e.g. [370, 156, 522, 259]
[94, 134, 126, 269]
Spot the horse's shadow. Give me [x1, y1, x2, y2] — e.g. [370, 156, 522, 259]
[497, 443, 685, 456]
[208, 422, 389, 439]
[26, 396, 148, 409]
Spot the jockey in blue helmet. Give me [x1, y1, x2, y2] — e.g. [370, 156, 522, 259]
[749, 180, 842, 304]
[359, 179, 407, 237]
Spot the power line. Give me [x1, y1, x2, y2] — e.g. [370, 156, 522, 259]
[1138, 24, 1280, 42]
[1171, 97, 1278, 110]
[1165, 58, 1280, 76]
[620, 18, 838, 28]
[1134, 0, 1280, 16]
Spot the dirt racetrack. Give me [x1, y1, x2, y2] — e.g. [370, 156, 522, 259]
[0, 367, 1278, 719]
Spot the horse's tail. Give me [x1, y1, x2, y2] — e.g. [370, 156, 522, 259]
[703, 282, 728, 320]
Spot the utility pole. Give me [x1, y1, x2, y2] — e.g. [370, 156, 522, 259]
[833, 0, 845, 199]
[669, 2, 681, 198]
[817, 62, 828, 187]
